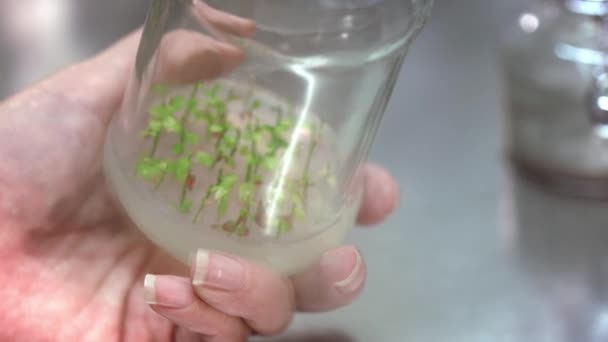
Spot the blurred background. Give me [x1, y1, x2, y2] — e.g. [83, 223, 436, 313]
[4, 0, 608, 341]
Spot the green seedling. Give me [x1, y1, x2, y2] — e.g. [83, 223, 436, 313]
[137, 81, 324, 237]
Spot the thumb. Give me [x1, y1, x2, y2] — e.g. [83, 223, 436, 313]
[36, 29, 142, 123]
[291, 246, 367, 312]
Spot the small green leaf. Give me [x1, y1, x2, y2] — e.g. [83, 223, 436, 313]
[226, 158, 236, 168]
[166, 160, 176, 175]
[207, 84, 221, 97]
[168, 96, 186, 111]
[239, 146, 250, 156]
[163, 116, 182, 133]
[279, 118, 295, 130]
[196, 152, 215, 168]
[212, 174, 238, 201]
[278, 218, 291, 233]
[251, 99, 261, 109]
[140, 131, 150, 138]
[156, 160, 169, 171]
[236, 225, 248, 236]
[222, 174, 239, 187]
[262, 156, 279, 170]
[185, 131, 199, 145]
[149, 119, 163, 132]
[186, 98, 198, 112]
[270, 136, 288, 150]
[255, 125, 267, 134]
[150, 105, 171, 119]
[239, 183, 254, 202]
[295, 208, 305, 219]
[214, 101, 227, 116]
[174, 157, 191, 181]
[212, 185, 228, 200]
[136, 159, 155, 181]
[224, 133, 238, 147]
[243, 129, 253, 141]
[136, 158, 168, 181]
[172, 143, 185, 156]
[292, 193, 305, 219]
[219, 144, 232, 158]
[218, 197, 230, 217]
[179, 199, 193, 213]
[194, 110, 206, 120]
[253, 131, 264, 142]
[246, 155, 258, 166]
[209, 123, 224, 133]
[301, 175, 310, 186]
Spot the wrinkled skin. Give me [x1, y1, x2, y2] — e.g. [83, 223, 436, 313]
[0, 32, 399, 341]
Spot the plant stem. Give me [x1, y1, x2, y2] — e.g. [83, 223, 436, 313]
[152, 83, 198, 190]
[230, 130, 242, 159]
[154, 167, 167, 189]
[193, 123, 239, 223]
[241, 73, 256, 120]
[236, 125, 258, 229]
[179, 180, 189, 209]
[149, 134, 161, 158]
[178, 154, 193, 210]
[302, 123, 321, 204]
[193, 115, 232, 222]
[252, 119, 263, 178]
[147, 91, 173, 158]
[213, 128, 228, 165]
[194, 168, 223, 223]
[180, 82, 201, 144]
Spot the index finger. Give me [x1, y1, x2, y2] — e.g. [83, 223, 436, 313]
[357, 163, 400, 226]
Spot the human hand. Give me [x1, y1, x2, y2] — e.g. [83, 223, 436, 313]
[0, 27, 399, 342]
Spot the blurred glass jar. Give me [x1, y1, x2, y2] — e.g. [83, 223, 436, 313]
[502, 0, 608, 199]
[104, 0, 433, 274]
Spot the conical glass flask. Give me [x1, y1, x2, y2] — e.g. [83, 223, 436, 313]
[104, 0, 433, 274]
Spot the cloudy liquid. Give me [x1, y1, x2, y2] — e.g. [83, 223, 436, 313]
[104, 81, 361, 274]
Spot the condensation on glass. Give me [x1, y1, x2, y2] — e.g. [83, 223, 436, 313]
[104, 0, 433, 274]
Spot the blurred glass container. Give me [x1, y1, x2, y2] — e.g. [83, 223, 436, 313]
[501, 0, 608, 199]
[103, 0, 433, 274]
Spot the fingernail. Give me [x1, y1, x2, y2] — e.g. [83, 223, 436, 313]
[322, 247, 364, 291]
[191, 249, 245, 291]
[144, 274, 193, 309]
[335, 250, 363, 289]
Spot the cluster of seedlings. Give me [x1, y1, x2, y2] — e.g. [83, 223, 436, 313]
[135, 81, 330, 237]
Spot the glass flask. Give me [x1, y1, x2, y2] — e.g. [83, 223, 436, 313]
[104, 0, 433, 274]
[501, 0, 608, 199]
